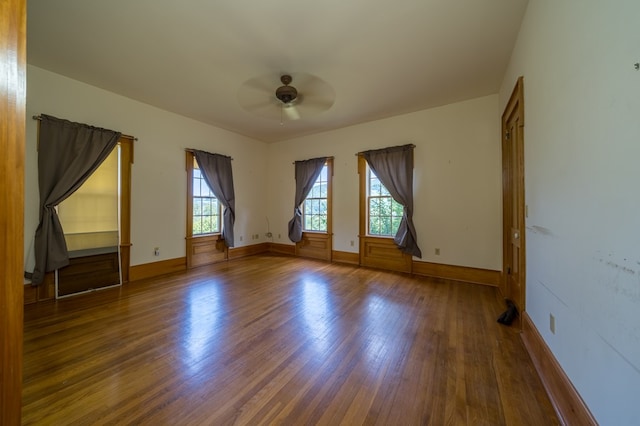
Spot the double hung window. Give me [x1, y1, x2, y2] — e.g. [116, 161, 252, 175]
[191, 159, 221, 235]
[367, 167, 403, 237]
[302, 163, 329, 232]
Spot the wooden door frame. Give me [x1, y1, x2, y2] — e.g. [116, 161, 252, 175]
[1, 0, 26, 422]
[119, 137, 134, 282]
[501, 77, 526, 311]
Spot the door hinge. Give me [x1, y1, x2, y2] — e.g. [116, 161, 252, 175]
[507, 266, 512, 275]
[505, 131, 511, 140]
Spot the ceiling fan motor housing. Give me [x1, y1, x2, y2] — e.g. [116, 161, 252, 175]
[276, 75, 298, 104]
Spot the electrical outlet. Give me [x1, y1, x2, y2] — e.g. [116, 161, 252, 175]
[350, 240, 354, 247]
[154, 247, 160, 256]
[435, 248, 440, 255]
[239, 236, 243, 241]
[278, 234, 281, 239]
[550, 313, 556, 334]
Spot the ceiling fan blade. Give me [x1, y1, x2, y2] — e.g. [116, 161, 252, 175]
[243, 99, 275, 112]
[242, 75, 275, 93]
[238, 71, 335, 121]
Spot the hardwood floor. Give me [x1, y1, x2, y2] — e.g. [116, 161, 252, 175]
[23, 254, 558, 425]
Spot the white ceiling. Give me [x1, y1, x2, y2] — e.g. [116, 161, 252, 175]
[27, 0, 528, 143]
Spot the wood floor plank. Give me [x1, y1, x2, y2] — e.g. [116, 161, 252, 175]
[23, 254, 558, 425]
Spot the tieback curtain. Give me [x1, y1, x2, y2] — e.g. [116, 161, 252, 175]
[29, 114, 121, 285]
[192, 150, 236, 247]
[288, 157, 328, 242]
[362, 144, 422, 258]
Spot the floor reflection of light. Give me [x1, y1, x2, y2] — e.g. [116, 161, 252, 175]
[300, 277, 331, 353]
[183, 283, 221, 374]
[364, 294, 404, 369]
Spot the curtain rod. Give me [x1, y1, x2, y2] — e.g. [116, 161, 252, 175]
[185, 148, 233, 160]
[355, 144, 416, 156]
[32, 115, 138, 141]
[291, 156, 334, 164]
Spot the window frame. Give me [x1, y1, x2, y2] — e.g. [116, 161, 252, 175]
[186, 152, 222, 239]
[358, 155, 412, 272]
[302, 161, 331, 234]
[186, 151, 227, 269]
[295, 158, 333, 261]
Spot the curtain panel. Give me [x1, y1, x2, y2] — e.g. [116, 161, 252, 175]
[29, 114, 121, 284]
[363, 144, 422, 258]
[288, 157, 328, 242]
[193, 150, 236, 247]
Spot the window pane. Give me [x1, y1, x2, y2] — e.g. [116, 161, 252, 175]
[302, 164, 330, 232]
[380, 197, 392, 215]
[193, 217, 202, 235]
[191, 161, 221, 236]
[369, 198, 379, 215]
[319, 199, 327, 214]
[392, 201, 404, 216]
[319, 182, 327, 198]
[370, 177, 381, 196]
[202, 198, 212, 215]
[367, 166, 403, 236]
[383, 219, 390, 235]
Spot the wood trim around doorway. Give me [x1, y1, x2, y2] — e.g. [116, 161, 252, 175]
[501, 76, 526, 312]
[1, 0, 26, 422]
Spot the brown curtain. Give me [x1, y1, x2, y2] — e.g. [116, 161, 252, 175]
[29, 115, 121, 284]
[192, 150, 236, 247]
[288, 157, 328, 242]
[363, 144, 422, 258]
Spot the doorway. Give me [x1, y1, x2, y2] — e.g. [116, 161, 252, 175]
[501, 77, 526, 316]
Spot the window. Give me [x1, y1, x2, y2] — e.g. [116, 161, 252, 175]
[186, 151, 231, 269]
[303, 163, 328, 232]
[367, 167, 403, 236]
[58, 146, 120, 249]
[188, 156, 221, 236]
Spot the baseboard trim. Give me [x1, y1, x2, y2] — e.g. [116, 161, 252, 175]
[229, 243, 269, 259]
[126, 249, 499, 291]
[521, 312, 597, 426]
[332, 250, 359, 265]
[268, 243, 296, 256]
[412, 260, 500, 286]
[130, 257, 187, 282]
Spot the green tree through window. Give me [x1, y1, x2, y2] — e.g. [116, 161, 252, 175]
[192, 165, 220, 235]
[303, 164, 328, 232]
[368, 169, 403, 236]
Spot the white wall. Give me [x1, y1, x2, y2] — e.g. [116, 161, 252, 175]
[25, 66, 269, 268]
[268, 95, 502, 270]
[500, 1, 640, 423]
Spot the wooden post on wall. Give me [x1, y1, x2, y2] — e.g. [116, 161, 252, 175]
[0, 0, 26, 423]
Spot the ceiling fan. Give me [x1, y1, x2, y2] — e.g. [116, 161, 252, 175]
[237, 72, 335, 122]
